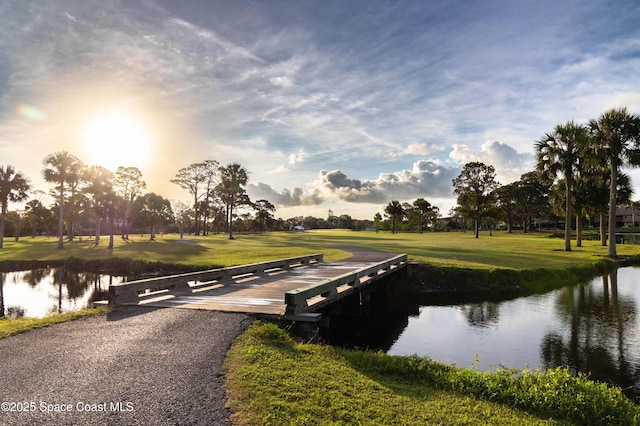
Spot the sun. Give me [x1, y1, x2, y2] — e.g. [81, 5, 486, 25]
[81, 109, 151, 171]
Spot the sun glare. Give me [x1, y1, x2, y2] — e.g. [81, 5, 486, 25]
[81, 109, 151, 171]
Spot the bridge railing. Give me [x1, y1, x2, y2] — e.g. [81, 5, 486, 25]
[285, 254, 407, 316]
[109, 253, 324, 304]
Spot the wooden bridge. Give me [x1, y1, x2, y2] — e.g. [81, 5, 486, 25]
[108, 251, 408, 321]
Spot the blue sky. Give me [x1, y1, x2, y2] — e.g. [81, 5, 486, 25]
[1, 0, 640, 219]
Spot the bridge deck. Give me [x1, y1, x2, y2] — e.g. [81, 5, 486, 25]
[115, 253, 401, 316]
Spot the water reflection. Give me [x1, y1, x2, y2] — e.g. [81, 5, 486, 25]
[0, 268, 126, 318]
[322, 266, 640, 397]
[458, 302, 500, 328]
[540, 268, 638, 393]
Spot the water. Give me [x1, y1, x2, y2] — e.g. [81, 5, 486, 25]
[0, 268, 128, 318]
[322, 266, 640, 395]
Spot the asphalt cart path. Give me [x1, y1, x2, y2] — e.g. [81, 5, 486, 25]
[0, 307, 252, 425]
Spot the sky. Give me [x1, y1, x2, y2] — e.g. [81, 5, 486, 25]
[1, 0, 640, 220]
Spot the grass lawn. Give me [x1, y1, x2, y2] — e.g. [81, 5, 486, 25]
[224, 322, 638, 425]
[0, 229, 637, 270]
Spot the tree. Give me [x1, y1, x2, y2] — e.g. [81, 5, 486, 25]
[42, 151, 83, 249]
[582, 170, 633, 246]
[253, 199, 275, 231]
[0, 165, 30, 248]
[173, 201, 192, 238]
[535, 122, 588, 251]
[452, 162, 499, 238]
[589, 107, 640, 257]
[83, 166, 114, 245]
[170, 161, 219, 236]
[24, 190, 48, 238]
[132, 193, 174, 240]
[494, 183, 519, 233]
[63, 161, 85, 241]
[412, 198, 431, 233]
[114, 166, 146, 240]
[171, 163, 207, 235]
[519, 171, 550, 233]
[200, 160, 220, 235]
[384, 200, 404, 234]
[373, 212, 383, 232]
[426, 205, 441, 231]
[218, 163, 249, 239]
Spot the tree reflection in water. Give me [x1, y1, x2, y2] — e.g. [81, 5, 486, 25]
[540, 269, 638, 395]
[458, 302, 500, 328]
[0, 268, 126, 318]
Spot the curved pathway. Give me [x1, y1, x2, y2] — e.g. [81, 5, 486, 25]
[0, 308, 252, 425]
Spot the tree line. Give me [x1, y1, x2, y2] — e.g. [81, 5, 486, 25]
[447, 107, 640, 258]
[0, 152, 284, 249]
[379, 107, 640, 258]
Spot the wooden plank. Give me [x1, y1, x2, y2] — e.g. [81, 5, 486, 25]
[109, 253, 323, 303]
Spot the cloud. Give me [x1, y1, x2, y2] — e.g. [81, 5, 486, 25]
[248, 182, 324, 207]
[288, 149, 306, 164]
[403, 143, 445, 156]
[321, 160, 458, 203]
[603, 92, 640, 112]
[449, 140, 533, 183]
[270, 76, 294, 88]
[268, 165, 289, 174]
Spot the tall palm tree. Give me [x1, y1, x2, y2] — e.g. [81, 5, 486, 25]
[535, 122, 589, 251]
[589, 107, 640, 257]
[218, 163, 248, 240]
[0, 165, 30, 249]
[42, 151, 83, 249]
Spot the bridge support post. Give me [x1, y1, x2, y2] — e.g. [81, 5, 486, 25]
[359, 289, 371, 305]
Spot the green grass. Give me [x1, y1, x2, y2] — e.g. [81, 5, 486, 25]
[0, 306, 111, 338]
[1, 229, 637, 270]
[225, 323, 639, 425]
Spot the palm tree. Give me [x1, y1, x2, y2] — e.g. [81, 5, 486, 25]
[535, 122, 589, 251]
[588, 107, 640, 257]
[0, 165, 30, 249]
[42, 151, 83, 249]
[218, 163, 248, 240]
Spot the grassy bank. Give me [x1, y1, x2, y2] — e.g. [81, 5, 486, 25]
[224, 322, 639, 425]
[0, 306, 111, 338]
[406, 256, 625, 296]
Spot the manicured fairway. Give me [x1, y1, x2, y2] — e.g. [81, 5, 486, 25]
[0, 229, 636, 270]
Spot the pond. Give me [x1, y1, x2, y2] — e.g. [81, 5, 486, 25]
[0, 268, 128, 318]
[321, 266, 640, 398]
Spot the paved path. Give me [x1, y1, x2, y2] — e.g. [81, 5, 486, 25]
[0, 307, 252, 425]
